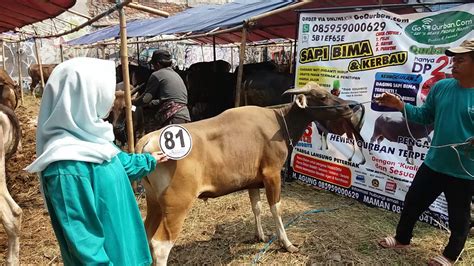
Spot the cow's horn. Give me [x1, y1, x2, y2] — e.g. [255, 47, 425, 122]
[282, 86, 312, 95]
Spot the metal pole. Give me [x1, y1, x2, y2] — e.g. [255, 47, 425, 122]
[33, 38, 45, 95]
[230, 46, 234, 72]
[60, 44, 64, 62]
[17, 42, 23, 106]
[234, 25, 247, 107]
[117, 0, 135, 153]
[136, 38, 140, 65]
[213, 35, 216, 62]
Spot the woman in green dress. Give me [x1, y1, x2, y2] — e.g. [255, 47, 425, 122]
[25, 57, 167, 265]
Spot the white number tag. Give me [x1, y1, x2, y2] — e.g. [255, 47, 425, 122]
[159, 125, 192, 160]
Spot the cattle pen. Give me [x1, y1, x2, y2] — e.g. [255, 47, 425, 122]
[1, 0, 474, 264]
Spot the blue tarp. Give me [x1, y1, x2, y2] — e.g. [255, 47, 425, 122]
[67, 0, 294, 45]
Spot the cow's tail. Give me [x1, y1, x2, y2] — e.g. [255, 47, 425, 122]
[27, 66, 32, 79]
[0, 104, 21, 160]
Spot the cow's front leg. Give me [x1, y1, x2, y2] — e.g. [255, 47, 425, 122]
[262, 170, 298, 253]
[248, 188, 267, 242]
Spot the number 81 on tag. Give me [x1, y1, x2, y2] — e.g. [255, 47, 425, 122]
[159, 125, 192, 160]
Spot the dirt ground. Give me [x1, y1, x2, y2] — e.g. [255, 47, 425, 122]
[0, 95, 473, 265]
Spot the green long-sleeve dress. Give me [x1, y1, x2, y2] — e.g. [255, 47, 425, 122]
[41, 151, 156, 266]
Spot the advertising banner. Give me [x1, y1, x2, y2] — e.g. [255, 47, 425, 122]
[291, 4, 473, 226]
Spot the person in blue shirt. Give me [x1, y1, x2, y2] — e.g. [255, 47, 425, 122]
[375, 39, 474, 266]
[25, 57, 168, 265]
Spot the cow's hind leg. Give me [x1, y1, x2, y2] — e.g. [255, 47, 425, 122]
[262, 169, 298, 253]
[0, 194, 22, 265]
[150, 190, 195, 266]
[0, 127, 21, 265]
[248, 188, 267, 242]
[144, 192, 162, 242]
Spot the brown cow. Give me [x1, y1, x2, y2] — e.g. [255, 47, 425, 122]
[108, 90, 145, 147]
[0, 69, 19, 110]
[28, 64, 58, 94]
[0, 104, 22, 265]
[135, 82, 352, 265]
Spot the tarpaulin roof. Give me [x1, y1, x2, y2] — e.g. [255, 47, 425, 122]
[68, 1, 290, 45]
[67, 0, 420, 46]
[0, 0, 76, 33]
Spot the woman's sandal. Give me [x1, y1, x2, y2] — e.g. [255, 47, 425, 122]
[378, 236, 409, 249]
[428, 255, 454, 266]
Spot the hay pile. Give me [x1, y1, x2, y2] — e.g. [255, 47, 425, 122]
[0, 95, 472, 264]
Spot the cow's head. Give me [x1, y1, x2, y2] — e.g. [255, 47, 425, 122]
[111, 91, 126, 127]
[0, 81, 18, 110]
[283, 81, 352, 120]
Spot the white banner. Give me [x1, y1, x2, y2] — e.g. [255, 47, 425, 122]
[291, 4, 473, 226]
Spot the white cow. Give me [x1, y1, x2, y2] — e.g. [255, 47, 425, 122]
[0, 104, 22, 265]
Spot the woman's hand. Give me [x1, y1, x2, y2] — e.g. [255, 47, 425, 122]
[151, 151, 169, 163]
[375, 92, 404, 111]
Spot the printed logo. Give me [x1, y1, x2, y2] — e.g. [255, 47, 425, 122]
[302, 34, 309, 43]
[385, 180, 397, 193]
[302, 24, 310, 33]
[371, 179, 380, 188]
[405, 11, 473, 45]
[297, 124, 313, 148]
[356, 175, 365, 183]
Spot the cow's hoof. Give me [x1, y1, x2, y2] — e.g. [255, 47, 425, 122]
[285, 244, 299, 253]
[255, 234, 268, 242]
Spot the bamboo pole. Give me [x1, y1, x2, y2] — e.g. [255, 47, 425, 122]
[117, 0, 135, 153]
[234, 25, 247, 107]
[33, 38, 45, 96]
[126, 2, 170, 17]
[17, 42, 23, 106]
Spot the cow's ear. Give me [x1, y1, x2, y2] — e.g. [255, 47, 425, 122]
[295, 94, 307, 109]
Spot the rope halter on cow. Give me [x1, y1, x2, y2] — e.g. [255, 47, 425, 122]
[278, 109, 294, 149]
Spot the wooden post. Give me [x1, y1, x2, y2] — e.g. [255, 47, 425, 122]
[17, 42, 23, 106]
[60, 44, 64, 62]
[289, 40, 294, 74]
[33, 38, 45, 95]
[1, 41, 5, 70]
[117, 0, 135, 153]
[234, 25, 247, 107]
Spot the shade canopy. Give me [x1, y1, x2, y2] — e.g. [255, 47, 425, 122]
[67, 0, 443, 46]
[0, 0, 77, 34]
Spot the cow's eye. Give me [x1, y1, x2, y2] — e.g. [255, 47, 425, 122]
[320, 96, 327, 101]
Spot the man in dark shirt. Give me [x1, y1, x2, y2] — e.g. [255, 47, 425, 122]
[133, 49, 190, 132]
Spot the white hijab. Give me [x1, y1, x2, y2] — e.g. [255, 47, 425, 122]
[25, 57, 120, 173]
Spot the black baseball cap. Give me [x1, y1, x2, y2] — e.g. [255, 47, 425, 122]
[149, 49, 172, 64]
